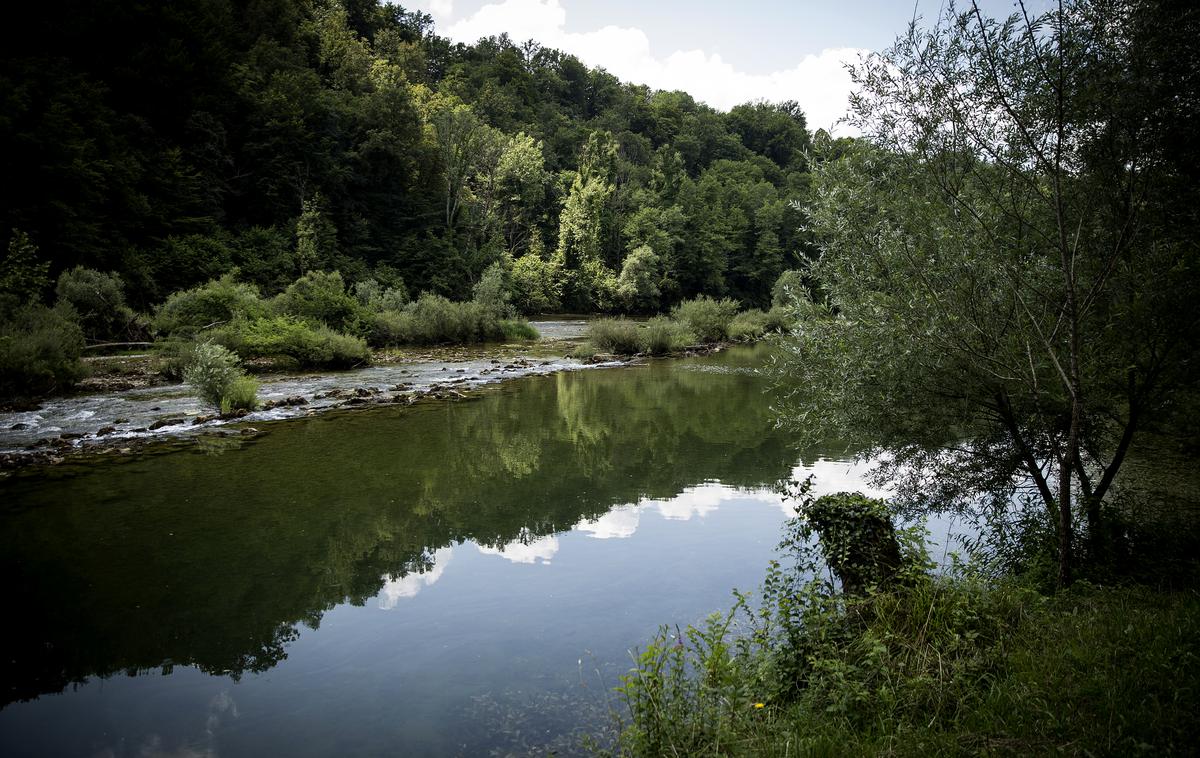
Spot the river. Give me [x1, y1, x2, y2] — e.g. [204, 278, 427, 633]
[0, 342, 893, 756]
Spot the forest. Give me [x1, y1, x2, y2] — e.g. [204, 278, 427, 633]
[0, 0, 815, 313]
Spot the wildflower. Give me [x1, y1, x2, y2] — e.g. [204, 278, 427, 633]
[753, 702, 765, 709]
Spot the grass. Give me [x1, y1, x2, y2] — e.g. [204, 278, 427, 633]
[611, 577, 1200, 756]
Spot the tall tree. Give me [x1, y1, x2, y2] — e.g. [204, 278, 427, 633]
[776, 0, 1199, 586]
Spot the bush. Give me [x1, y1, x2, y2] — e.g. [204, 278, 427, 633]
[0, 300, 86, 398]
[728, 309, 769, 341]
[671, 296, 739, 343]
[358, 294, 539, 348]
[55, 267, 134, 341]
[499, 320, 540, 341]
[221, 375, 259, 414]
[585, 318, 643, 355]
[764, 305, 791, 333]
[640, 316, 695, 355]
[274, 270, 362, 332]
[214, 316, 370, 369]
[152, 273, 265, 337]
[360, 309, 411, 348]
[352, 278, 409, 312]
[183, 342, 242, 410]
[771, 269, 808, 307]
[403, 294, 486, 344]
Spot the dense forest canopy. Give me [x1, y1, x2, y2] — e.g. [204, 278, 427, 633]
[0, 0, 820, 311]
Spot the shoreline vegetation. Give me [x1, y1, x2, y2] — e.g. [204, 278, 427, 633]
[606, 488, 1200, 757]
[1, 261, 800, 418]
[0, 286, 789, 474]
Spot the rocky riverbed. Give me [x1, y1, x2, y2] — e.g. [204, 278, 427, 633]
[0, 320, 613, 472]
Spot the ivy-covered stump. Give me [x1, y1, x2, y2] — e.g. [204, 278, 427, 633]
[802, 492, 907, 595]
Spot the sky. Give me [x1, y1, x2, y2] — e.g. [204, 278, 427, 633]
[402, 0, 1039, 134]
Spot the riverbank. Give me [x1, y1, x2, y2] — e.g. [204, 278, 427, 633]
[0, 322, 740, 475]
[613, 575, 1199, 757]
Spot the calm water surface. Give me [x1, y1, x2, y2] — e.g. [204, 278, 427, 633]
[0, 346, 880, 756]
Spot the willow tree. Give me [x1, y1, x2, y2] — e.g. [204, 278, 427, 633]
[776, 0, 1198, 586]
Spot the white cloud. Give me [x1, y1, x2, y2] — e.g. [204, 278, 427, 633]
[646, 483, 733, 521]
[377, 548, 453, 608]
[442, 0, 863, 133]
[403, 0, 455, 22]
[576, 505, 640, 539]
[477, 531, 559, 564]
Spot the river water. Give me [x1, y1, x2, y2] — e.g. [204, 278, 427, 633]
[0, 343, 895, 756]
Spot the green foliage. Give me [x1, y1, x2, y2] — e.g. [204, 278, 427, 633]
[214, 316, 370, 369]
[471, 261, 515, 318]
[295, 194, 338, 273]
[771, 269, 807, 308]
[671, 296, 739, 343]
[510, 238, 563, 314]
[727, 309, 769, 341]
[583, 318, 642, 355]
[0, 230, 51, 303]
[183, 342, 243, 411]
[497, 320, 539, 341]
[617, 573, 1200, 757]
[763, 305, 791, 333]
[274, 270, 362, 332]
[0, 300, 86, 398]
[152, 274, 265, 337]
[639, 316, 695, 356]
[616, 245, 662, 313]
[352, 278, 409, 312]
[221, 375, 260, 414]
[403, 294, 495, 345]
[54, 267, 133, 341]
[1, 0, 820, 311]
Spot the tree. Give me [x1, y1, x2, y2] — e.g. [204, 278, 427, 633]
[776, 0, 1199, 587]
[616, 245, 662, 313]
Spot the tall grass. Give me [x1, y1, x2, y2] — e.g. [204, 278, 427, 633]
[614, 572, 1200, 757]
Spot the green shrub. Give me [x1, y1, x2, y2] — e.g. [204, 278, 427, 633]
[352, 278, 409, 312]
[728, 308, 769, 341]
[0, 300, 86, 398]
[510, 248, 563, 314]
[403, 294, 484, 344]
[183, 342, 242, 410]
[215, 316, 370, 369]
[498, 320, 539, 341]
[771, 269, 808, 307]
[640, 316, 695, 355]
[153, 337, 195, 381]
[764, 305, 791, 333]
[55, 266, 134, 341]
[361, 309, 411, 348]
[671, 296, 739, 343]
[152, 273, 265, 337]
[274, 270, 362, 332]
[585, 318, 642, 355]
[221, 375, 259, 414]
[358, 295, 538, 348]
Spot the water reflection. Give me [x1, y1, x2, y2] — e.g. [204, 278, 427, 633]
[0, 346, 810, 710]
